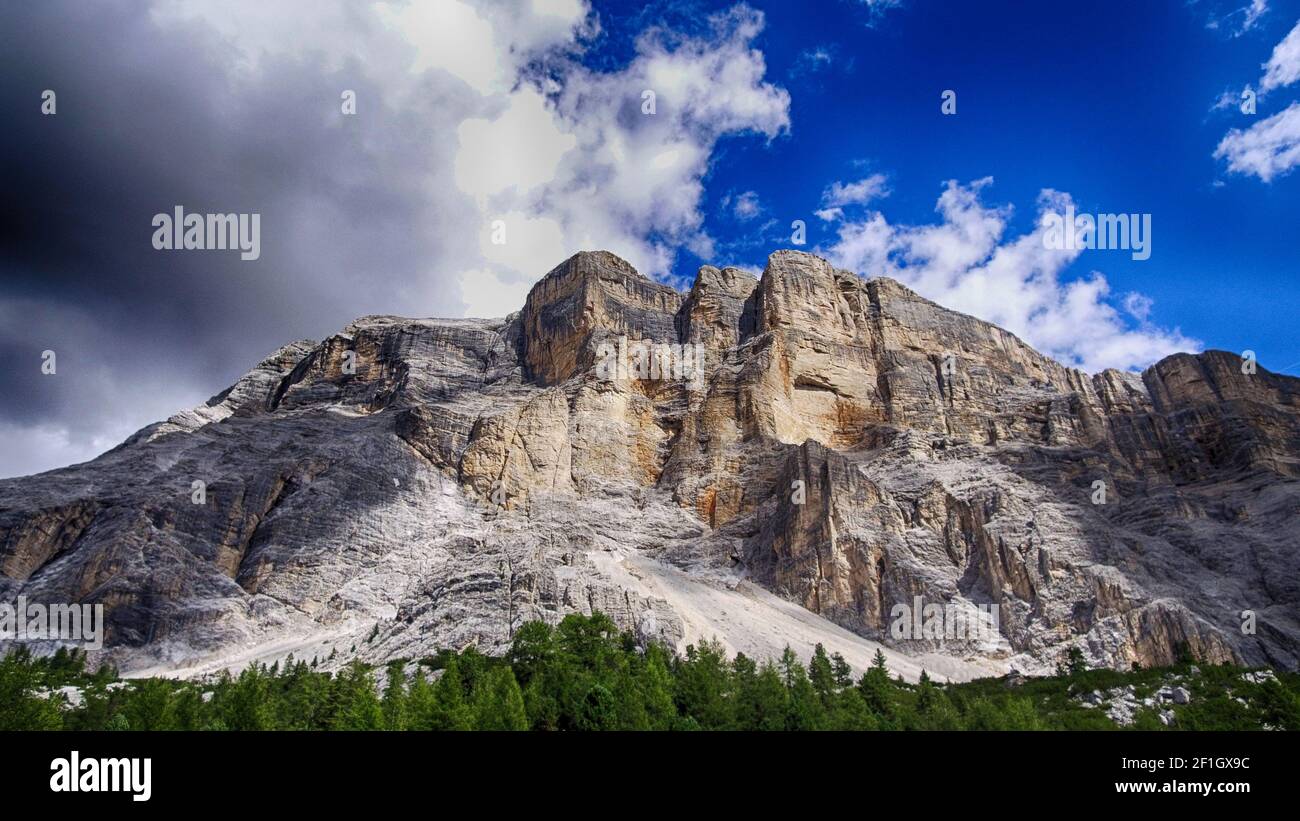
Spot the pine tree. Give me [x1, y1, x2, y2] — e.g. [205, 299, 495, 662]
[809, 643, 837, 706]
[126, 677, 177, 731]
[831, 652, 853, 689]
[507, 621, 557, 688]
[172, 687, 206, 731]
[430, 657, 474, 730]
[328, 661, 382, 730]
[675, 639, 731, 729]
[911, 670, 961, 730]
[830, 687, 878, 730]
[612, 666, 649, 730]
[733, 658, 788, 731]
[780, 648, 826, 730]
[381, 661, 409, 730]
[223, 664, 275, 730]
[574, 682, 618, 731]
[405, 667, 436, 730]
[857, 650, 895, 723]
[640, 644, 677, 730]
[473, 666, 528, 730]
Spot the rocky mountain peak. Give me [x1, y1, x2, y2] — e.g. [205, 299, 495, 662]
[2, 249, 1298, 679]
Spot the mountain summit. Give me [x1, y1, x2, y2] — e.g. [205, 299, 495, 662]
[3, 250, 1298, 677]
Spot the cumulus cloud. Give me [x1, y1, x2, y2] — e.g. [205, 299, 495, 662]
[455, 4, 789, 303]
[1214, 101, 1300, 181]
[821, 174, 891, 208]
[1261, 18, 1300, 92]
[821, 179, 1199, 373]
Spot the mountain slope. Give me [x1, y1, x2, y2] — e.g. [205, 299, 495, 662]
[3, 250, 1298, 677]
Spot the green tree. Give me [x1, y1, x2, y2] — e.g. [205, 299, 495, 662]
[406, 668, 436, 730]
[473, 666, 529, 730]
[1256, 678, 1300, 731]
[809, 644, 837, 706]
[1057, 646, 1087, 677]
[222, 664, 275, 731]
[911, 671, 961, 730]
[674, 639, 731, 729]
[612, 666, 649, 731]
[429, 657, 474, 730]
[328, 661, 383, 730]
[507, 621, 557, 688]
[830, 687, 878, 730]
[640, 644, 678, 730]
[381, 661, 409, 730]
[781, 647, 826, 730]
[277, 659, 330, 730]
[171, 687, 207, 731]
[0, 651, 62, 730]
[858, 649, 895, 724]
[125, 677, 178, 731]
[831, 652, 854, 689]
[574, 683, 618, 731]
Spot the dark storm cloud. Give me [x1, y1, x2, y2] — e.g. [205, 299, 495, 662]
[0, 1, 476, 476]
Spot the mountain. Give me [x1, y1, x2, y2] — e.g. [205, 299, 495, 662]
[3, 250, 1298, 679]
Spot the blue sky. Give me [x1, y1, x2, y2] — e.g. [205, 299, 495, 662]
[3, 0, 1299, 477]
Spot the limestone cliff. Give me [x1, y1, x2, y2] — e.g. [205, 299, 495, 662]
[2, 250, 1297, 677]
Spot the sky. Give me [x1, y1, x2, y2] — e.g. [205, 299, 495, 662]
[2, 0, 1299, 479]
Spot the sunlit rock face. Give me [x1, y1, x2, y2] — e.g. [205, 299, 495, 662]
[2, 250, 1297, 677]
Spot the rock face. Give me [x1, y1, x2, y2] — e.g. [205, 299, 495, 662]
[2, 250, 1298, 677]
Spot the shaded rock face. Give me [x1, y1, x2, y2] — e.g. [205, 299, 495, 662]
[2, 250, 1298, 676]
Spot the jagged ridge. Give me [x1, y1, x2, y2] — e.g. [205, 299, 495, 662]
[2, 250, 1298, 677]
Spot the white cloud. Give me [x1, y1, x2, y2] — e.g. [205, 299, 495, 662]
[375, 0, 591, 94]
[1212, 85, 1254, 111]
[458, 268, 532, 319]
[150, 0, 789, 316]
[454, 87, 577, 197]
[1205, 0, 1270, 36]
[477, 210, 567, 283]
[376, 0, 505, 94]
[820, 173, 891, 209]
[1214, 101, 1300, 181]
[502, 3, 790, 279]
[729, 190, 762, 220]
[1261, 18, 1300, 92]
[821, 180, 1199, 373]
[1240, 0, 1270, 35]
[1122, 292, 1154, 322]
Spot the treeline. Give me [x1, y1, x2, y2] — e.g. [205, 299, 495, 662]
[2, 612, 1298, 731]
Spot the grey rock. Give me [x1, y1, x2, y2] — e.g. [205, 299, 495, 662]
[2, 249, 1298, 680]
